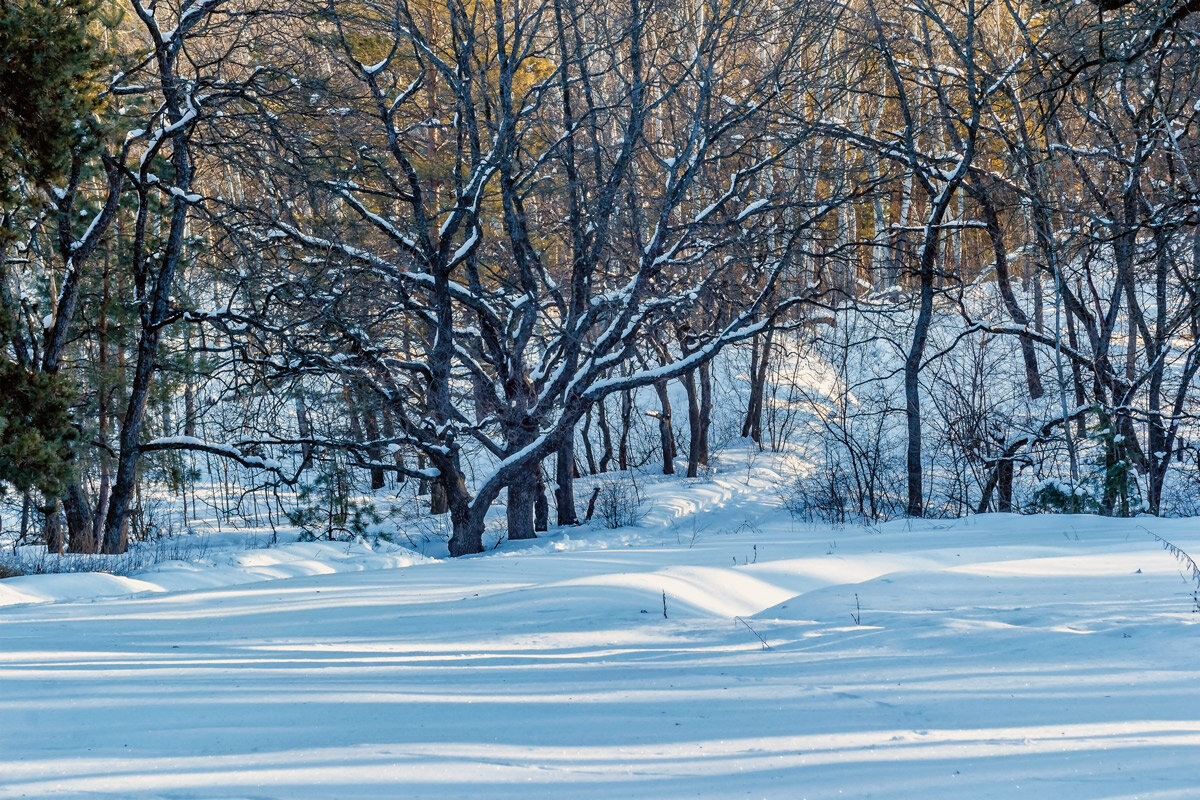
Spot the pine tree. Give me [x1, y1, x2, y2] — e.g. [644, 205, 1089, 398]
[0, 0, 99, 204]
[0, 325, 78, 499]
[0, 0, 98, 505]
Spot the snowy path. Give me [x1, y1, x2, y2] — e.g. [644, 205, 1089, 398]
[3, 471, 1200, 798]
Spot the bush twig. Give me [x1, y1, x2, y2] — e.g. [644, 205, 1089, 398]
[735, 616, 771, 649]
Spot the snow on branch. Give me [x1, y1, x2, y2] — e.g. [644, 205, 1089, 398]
[140, 437, 288, 478]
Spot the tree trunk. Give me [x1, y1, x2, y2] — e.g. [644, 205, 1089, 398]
[342, 383, 368, 487]
[43, 502, 65, 555]
[742, 334, 761, 440]
[698, 362, 712, 467]
[556, 435, 578, 525]
[1065, 304, 1087, 439]
[295, 389, 314, 473]
[996, 458, 1014, 513]
[534, 463, 549, 532]
[380, 407, 405, 478]
[444, 461, 479, 556]
[418, 453, 430, 497]
[184, 383, 196, 439]
[618, 389, 632, 471]
[597, 399, 614, 473]
[430, 477, 449, 514]
[64, 481, 95, 554]
[103, 331, 161, 554]
[979, 192, 1043, 399]
[20, 492, 31, 545]
[683, 367, 702, 478]
[360, 401, 386, 491]
[102, 78, 193, 555]
[904, 181, 960, 519]
[96, 257, 114, 537]
[580, 407, 598, 475]
[742, 327, 773, 445]
[653, 379, 676, 475]
[507, 471, 538, 541]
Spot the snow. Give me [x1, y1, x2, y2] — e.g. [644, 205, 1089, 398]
[3, 452, 1199, 798]
[140, 436, 284, 473]
[0, 539, 433, 608]
[362, 58, 388, 75]
[737, 197, 770, 221]
[0, 572, 164, 606]
[449, 228, 480, 265]
[168, 186, 203, 203]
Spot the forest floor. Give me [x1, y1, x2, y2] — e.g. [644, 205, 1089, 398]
[3, 451, 1200, 798]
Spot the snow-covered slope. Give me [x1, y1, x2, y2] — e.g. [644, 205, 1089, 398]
[3, 454, 1199, 799]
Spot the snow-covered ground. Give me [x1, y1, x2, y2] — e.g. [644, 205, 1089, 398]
[3, 453, 1200, 799]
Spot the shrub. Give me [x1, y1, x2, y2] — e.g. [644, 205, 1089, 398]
[287, 460, 382, 541]
[591, 473, 648, 529]
[1031, 479, 1097, 514]
[780, 450, 904, 524]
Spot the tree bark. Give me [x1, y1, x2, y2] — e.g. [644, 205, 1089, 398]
[506, 472, 538, 541]
[443, 459, 478, 556]
[580, 407, 598, 475]
[43, 503, 65, 555]
[360, 398, 386, 491]
[618, 389, 632, 471]
[20, 492, 31, 545]
[295, 389, 314, 473]
[742, 334, 762, 441]
[104, 330, 162, 554]
[534, 463, 549, 532]
[556, 435, 578, 525]
[430, 478, 449, 515]
[698, 362, 712, 467]
[742, 327, 773, 445]
[683, 366, 702, 478]
[418, 453, 431, 497]
[64, 482, 95, 554]
[653, 379, 676, 475]
[996, 458, 1014, 513]
[597, 399, 614, 473]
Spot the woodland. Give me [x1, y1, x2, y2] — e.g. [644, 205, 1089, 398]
[4, 0, 1200, 560]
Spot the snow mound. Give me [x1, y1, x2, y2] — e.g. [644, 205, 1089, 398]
[0, 539, 436, 608]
